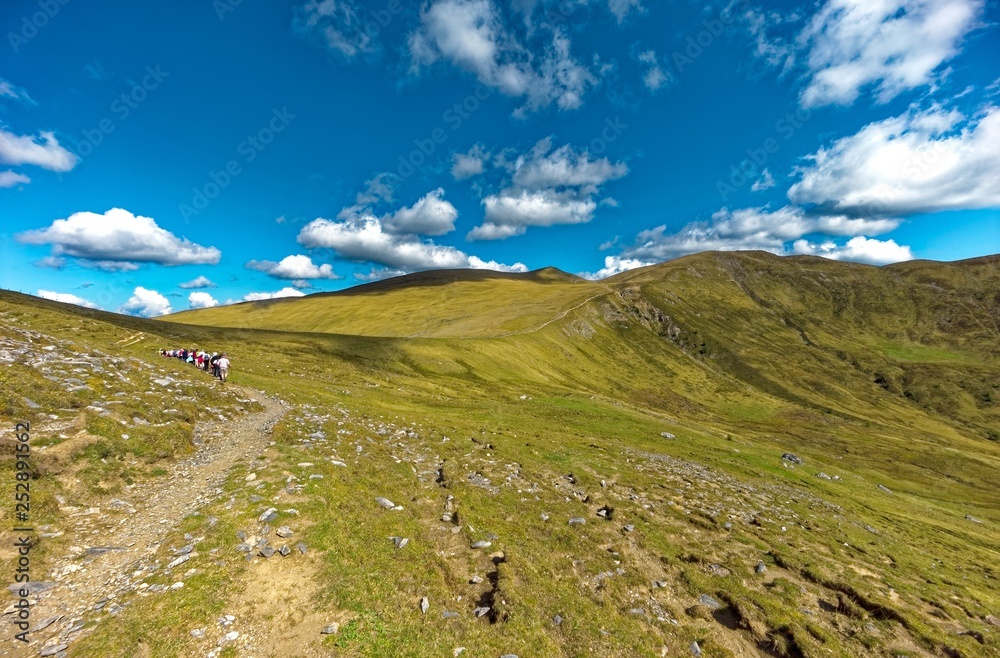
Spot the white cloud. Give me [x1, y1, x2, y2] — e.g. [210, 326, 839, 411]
[354, 267, 408, 282]
[788, 104, 1000, 215]
[608, 0, 643, 22]
[797, 0, 983, 107]
[356, 172, 398, 204]
[618, 205, 902, 261]
[408, 0, 596, 115]
[0, 79, 34, 104]
[37, 290, 99, 309]
[741, 7, 798, 75]
[119, 287, 173, 318]
[34, 256, 65, 269]
[468, 138, 628, 240]
[581, 255, 653, 280]
[294, 0, 377, 58]
[299, 213, 527, 272]
[792, 236, 914, 264]
[382, 188, 458, 236]
[18, 208, 221, 267]
[246, 254, 340, 280]
[452, 144, 490, 179]
[636, 49, 667, 91]
[83, 260, 140, 272]
[188, 291, 219, 309]
[0, 129, 78, 172]
[179, 275, 217, 289]
[0, 170, 30, 187]
[242, 287, 307, 302]
[751, 168, 775, 192]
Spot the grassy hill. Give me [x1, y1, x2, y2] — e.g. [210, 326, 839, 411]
[2, 251, 999, 657]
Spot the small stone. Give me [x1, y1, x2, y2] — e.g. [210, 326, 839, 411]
[553, 614, 563, 625]
[966, 514, 983, 524]
[222, 631, 239, 643]
[375, 497, 395, 510]
[652, 580, 667, 589]
[245, 473, 257, 482]
[321, 622, 339, 634]
[442, 611, 459, 619]
[236, 531, 247, 541]
[878, 484, 892, 494]
[568, 517, 586, 526]
[236, 542, 252, 553]
[689, 640, 702, 657]
[699, 594, 721, 610]
[781, 453, 804, 465]
[473, 606, 491, 618]
[500, 655, 519, 658]
[40, 645, 69, 657]
[275, 526, 293, 538]
[394, 537, 409, 549]
[295, 542, 308, 554]
[420, 597, 429, 614]
[259, 546, 276, 558]
[470, 575, 483, 584]
[278, 545, 291, 556]
[660, 432, 675, 439]
[984, 614, 1000, 627]
[816, 472, 832, 480]
[442, 513, 453, 522]
[628, 607, 646, 616]
[623, 524, 635, 532]
[471, 540, 492, 549]
[259, 508, 278, 523]
[756, 561, 767, 574]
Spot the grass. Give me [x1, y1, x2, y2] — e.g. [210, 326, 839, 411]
[3, 251, 1000, 656]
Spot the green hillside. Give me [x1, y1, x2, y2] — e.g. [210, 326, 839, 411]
[2, 251, 999, 657]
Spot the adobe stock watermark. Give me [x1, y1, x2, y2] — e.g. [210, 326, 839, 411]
[7, 0, 71, 53]
[179, 107, 296, 220]
[716, 106, 811, 201]
[395, 83, 495, 179]
[670, 1, 748, 77]
[58, 65, 169, 177]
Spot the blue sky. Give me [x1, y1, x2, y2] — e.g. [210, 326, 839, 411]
[1, 0, 998, 316]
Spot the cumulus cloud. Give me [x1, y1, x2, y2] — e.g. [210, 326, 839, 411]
[791, 236, 914, 264]
[382, 188, 458, 236]
[788, 104, 1000, 215]
[608, 0, 643, 22]
[451, 144, 490, 179]
[17, 208, 221, 267]
[179, 275, 217, 289]
[408, 0, 596, 115]
[751, 168, 775, 192]
[299, 213, 527, 272]
[355, 172, 398, 204]
[468, 138, 628, 240]
[242, 287, 307, 302]
[119, 287, 173, 317]
[37, 290, 99, 309]
[797, 0, 983, 107]
[246, 254, 340, 280]
[0, 170, 30, 187]
[581, 255, 653, 280]
[188, 291, 220, 309]
[615, 205, 905, 263]
[636, 49, 667, 91]
[0, 129, 78, 173]
[294, 0, 377, 58]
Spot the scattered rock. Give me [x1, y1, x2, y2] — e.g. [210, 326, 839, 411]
[259, 546, 276, 558]
[278, 545, 291, 556]
[393, 537, 409, 549]
[442, 611, 459, 619]
[553, 614, 563, 625]
[966, 514, 983, 524]
[375, 497, 395, 510]
[878, 484, 892, 494]
[470, 575, 483, 584]
[755, 561, 767, 574]
[321, 622, 339, 634]
[275, 526, 293, 538]
[689, 640, 702, 657]
[698, 594, 721, 610]
[473, 606, 491, 618]
[40, 644, 69, 657]
[295, 542, 308, 554]
[652, 580, 668, 589]
[623, 524, 635, 532]
[816, 472, 832, 480]
[190, 628, 205, 638]
[259, 508, 278, 523]
[420, 597, 429, 614]
[568, 517, 586, 526]
[781, 453, 804, 465]
[471, 540, 492, 549]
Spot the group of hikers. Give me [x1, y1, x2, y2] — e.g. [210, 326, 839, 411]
[160, 348, 231, 382]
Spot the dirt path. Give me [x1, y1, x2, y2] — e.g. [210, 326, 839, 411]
[5, 388, 287, 657]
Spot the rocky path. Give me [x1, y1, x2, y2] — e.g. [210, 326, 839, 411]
[5, 388, 287, 657]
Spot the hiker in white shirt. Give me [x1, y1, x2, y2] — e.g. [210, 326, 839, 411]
[217, 354, 231, 382]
